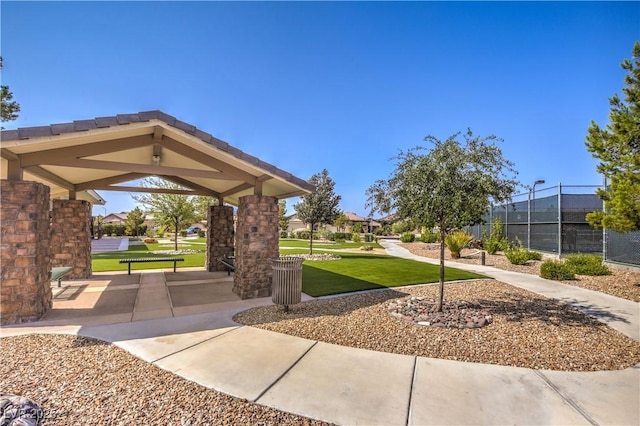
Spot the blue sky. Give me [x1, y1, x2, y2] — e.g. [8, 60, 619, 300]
[2, 1, 638, 217]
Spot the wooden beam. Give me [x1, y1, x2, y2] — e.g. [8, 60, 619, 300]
[221, 182, 253, 197]
[7, 159, 22, 181]
[27, 157, 233, 180]
[254, 180, 263, 196]
[153, 126, 163, 142]
[24, 166, 75, 190]
[75, 173, 148, 191]
[20, 135, 156, 167]
[88, 185, 212, 196]
[0, 148, 19, 161]
[162, 176, 221, 198]
[161, 137, 258, 183]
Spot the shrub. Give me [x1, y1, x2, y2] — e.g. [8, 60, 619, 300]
[295, 230, 311, 240]
[482, 217, 508, 254]
[360, 244, 374, 251]
[352, 233, 361, 243]
[144, 238, 158, 244]
[526, 250, 543, 261]
[504, 247, 531, 265]
[419, 232, 438, 243]
[280, 231, 288, 238]
[317, 229, 334, 241]
[565, 254, 611, 276]
[540, 260, 575, 280]
[400, 233, 415, 243]
[197, 230, 206, 238]
[335, 238, 346, 243]
[333, 232, 353, 241]
[445, 231, 473, 258]
[180, 230, 188, 237]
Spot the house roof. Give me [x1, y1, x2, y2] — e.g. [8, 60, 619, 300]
[344, 211, 369, 222]
[1, 110, 314, 206]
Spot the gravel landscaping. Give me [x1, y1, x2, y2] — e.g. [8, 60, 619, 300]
[399, 242, 640, 302]
[4, 242, 638, 424]
[235, 279, 640, 371]
[0, 334, 331, 426]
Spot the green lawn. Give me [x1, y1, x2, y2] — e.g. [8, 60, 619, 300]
[279, 238, 382, 250]
[296, 251, 484, 296]
[92, 238, 484, 297]
[92, 239, 206, 272]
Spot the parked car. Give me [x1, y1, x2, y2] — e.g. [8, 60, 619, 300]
[186, 226, 201, 234]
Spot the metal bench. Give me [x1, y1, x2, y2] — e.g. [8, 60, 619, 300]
[51, 266, 73, 287]
[119, 257, 184, 275]
[220, 255, 235, 276]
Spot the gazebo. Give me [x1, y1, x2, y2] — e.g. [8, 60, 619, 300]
[0, 111, 314, 324]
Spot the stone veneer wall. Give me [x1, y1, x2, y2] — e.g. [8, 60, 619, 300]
[233, 195, 279, 299]
[50, 200, 92, 279]
[206, 205, 235, 271]
[0, 180, 52, 324]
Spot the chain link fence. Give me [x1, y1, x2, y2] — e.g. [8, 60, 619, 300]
[466, 184, 639, 267]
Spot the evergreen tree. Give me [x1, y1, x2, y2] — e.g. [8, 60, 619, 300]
[586, 42, 640, 232]
[1, 57, 20, 126]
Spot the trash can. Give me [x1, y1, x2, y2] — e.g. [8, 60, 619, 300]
[272, 256, 304, 311]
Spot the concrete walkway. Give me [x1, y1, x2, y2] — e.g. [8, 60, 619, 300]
[91, 237, 129, 253]
[2, 242, 639, 425]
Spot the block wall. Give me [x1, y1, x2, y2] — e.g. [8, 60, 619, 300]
[50, 199, 92, 279]
[206, 205, 235, 271]
[0, 180, 52, 324]
[233, 195, 279, 299]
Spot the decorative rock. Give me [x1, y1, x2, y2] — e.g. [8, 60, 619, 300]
[388, 296, 493, 329]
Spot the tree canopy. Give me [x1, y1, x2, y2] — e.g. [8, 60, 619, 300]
[1, 57, 20, 126]
[278, 199, 290, 233]
[367, 130, 518, 311]
[294, 169, 341, 254]
[125, 207, 145, 237]
[133, 178, 196, 250]
[585, 42, 640, 233]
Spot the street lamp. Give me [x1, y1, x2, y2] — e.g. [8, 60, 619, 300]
[527, 180, 545, 250]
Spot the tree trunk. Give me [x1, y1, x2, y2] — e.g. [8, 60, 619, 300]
[174, 218, 179, 251]
[437, 227, 446, 312]
[309, 223, 314, 255]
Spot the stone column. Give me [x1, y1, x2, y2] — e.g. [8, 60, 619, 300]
[233, 195, 279, 299]
[206, 205, 235, 271]
[50, 200, 92, 279]
[0, 180, 52, 324]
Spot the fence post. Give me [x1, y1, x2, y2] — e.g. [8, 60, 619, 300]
[504, 202, 509, 242]
[602, 177, 607, 262]
[527, 190, 531, 250]
[557, 182, 562, 257]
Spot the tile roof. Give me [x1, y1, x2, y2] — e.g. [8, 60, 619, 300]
[1, 110, 314, 192]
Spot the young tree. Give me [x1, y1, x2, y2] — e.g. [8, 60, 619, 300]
[333, 211, 350, 232]
[367, 130, 518, 311]
[125, 206, 145, 237]
[133, 178, 196, 250]
[1, 57, 20, 126]
[294, 169, 341, 254]
[278, 199, 290, 233]
[585, 42, 640, 232]
[192, 195, 219, 223]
